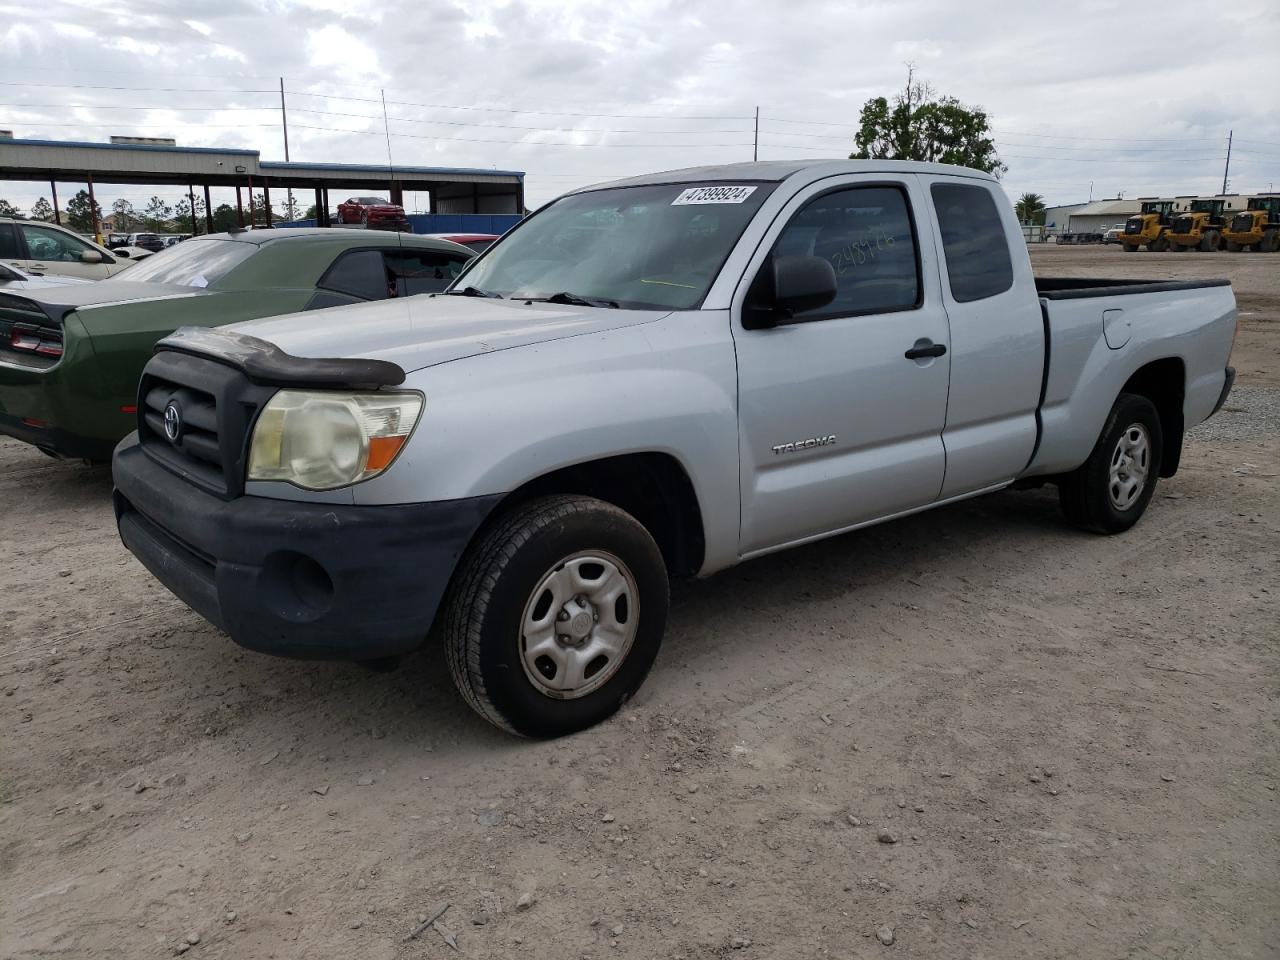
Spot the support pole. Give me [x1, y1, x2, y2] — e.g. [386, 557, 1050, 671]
[314, 187, 323, 226]
[322, 187, 330, 226]
[263, 183, 272, 226]
[86, 174, 100, 244]
[247, 175, 254, 227]
[381, 88, 394, 172]
[236, 186, 244, 227]
[753, 106, 759, 162]
[280, 77, 294, 221]
[1222, 129, 1233, 195]
[189, 185, 198, 236]
[50, 180, 61, 225]
[203, 184, 213, 234]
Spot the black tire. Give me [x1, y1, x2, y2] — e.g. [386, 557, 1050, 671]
[1124, 244, 1139, 252]
[443, 495, 669, 738]
[1059, 393, 1163, 534]
[1199, 231, 1220, 252]
[1225, 240, 1241, 252]
[1152, 234, 1170, 252]
[1262, 230, 1279, 253]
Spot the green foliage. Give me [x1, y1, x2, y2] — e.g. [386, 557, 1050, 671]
[170, 195, 206, 234]
[65, 190, 102, 233]
[0, 199, 24, 218]
[210, 203, 240, 232]
[30, 198, 54, 222]
[1015, 192, 1047, 225]
[111, 198, 139, 230]
[850, 74, 1005, 177]
[143, 196, 172, 233]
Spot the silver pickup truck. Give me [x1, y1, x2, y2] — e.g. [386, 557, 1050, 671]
[112, 160, 1237, 737]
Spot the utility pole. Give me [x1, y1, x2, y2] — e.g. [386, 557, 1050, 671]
[279, 77, 293, 220]
[753, 106, 759, 162]
[1221, 129, 1232, 195]
[381, 89, 394, 171]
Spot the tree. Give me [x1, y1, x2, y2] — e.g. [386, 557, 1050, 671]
[143, 196, 172, 233]
[65, 190, 102, 233]
[1015, 192, 1047, 225]
[851, 68, 1005, 177]
[0, 199, 24, 218]
[210, 203, 240, 232]
[111, 198, 139, 231]
[30, 197, 54, 222]
[170, 195, 206, 234]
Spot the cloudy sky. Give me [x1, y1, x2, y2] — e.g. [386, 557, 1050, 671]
[1, 0, 1277, 216]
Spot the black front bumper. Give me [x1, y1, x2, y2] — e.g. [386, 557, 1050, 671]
[113, 435, 501, 660]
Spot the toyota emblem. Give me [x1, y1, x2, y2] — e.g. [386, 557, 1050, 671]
[163, 401, 183, 442]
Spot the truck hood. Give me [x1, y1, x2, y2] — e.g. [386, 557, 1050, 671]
[229, 295, 671, 373]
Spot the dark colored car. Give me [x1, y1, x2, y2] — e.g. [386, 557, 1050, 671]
[0, 229, 474, 461]
[423, 232, 500, 253]
[336, 197, 410, 231]
[128, 233, 167, 253]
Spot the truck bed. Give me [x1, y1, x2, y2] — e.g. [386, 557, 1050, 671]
[1035, 277, 1231, 300]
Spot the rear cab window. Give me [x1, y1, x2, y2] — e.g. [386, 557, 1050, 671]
[930, 183, 1014, 302]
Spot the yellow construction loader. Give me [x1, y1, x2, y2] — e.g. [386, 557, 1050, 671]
[1119, 199, 1176, 252]
[1166, 198, 1231, 252]
[1222, 195, 1280, 252]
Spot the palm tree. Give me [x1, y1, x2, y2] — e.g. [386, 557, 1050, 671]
[1015, 192, 1047, 225]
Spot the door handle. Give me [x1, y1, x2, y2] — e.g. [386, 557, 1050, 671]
[904, 339, 947, 360]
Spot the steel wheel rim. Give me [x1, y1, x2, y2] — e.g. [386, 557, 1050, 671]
[518, 551, 639, 700]
[1108, 422, 1150, 511]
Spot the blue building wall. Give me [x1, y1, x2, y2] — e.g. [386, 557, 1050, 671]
[273, 213, 522, 235]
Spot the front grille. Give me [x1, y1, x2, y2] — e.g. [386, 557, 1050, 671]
[1172, 216, 1194, 234]
[136, 349, 276, 499]
[142, 381, 221, 469]
[1231, 214, 1254, 233]
[1124, 218, 1142, 235]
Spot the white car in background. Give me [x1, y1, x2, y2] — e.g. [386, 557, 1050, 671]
[1103, 223, 1127, 244]
[1, 218, 136, 280]
[0, 262, 92, 289]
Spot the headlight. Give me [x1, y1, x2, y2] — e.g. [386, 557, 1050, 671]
[247, 390, 423, 490]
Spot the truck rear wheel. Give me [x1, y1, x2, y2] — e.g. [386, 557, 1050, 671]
[1199, 231, 1220, 252]
[443, 495, 669, 738]
[1151, 235, 1170, 252]
[1262, 230, 1279, 253]
[1225, 240, 1241, 252]
[1123, 243, 1138, 252]
[1058, 393, 1163, 535]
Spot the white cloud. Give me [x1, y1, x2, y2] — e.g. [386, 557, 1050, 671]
[0, 0, 1275, 212]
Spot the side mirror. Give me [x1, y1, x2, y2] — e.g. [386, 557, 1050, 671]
[774, 255, 837, 314]
[80, 249, 104, 264]
[743, 254, 837, 329]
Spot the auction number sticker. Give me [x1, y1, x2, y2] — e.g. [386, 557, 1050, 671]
[671, 185, 758, 205]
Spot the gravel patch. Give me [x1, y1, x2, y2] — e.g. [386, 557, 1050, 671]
[1187, 384, 1280, 443]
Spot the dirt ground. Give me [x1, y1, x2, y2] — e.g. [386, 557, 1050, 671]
[2, 246, 1277, 960]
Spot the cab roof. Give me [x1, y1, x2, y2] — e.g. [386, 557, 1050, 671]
[572, 159, 999, 194]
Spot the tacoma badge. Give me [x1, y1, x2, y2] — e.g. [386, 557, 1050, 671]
[772, 435, 836, 456]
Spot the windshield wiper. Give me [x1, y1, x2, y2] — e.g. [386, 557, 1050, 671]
[446, 286, 502, 299]
[528, 291, 620, 308]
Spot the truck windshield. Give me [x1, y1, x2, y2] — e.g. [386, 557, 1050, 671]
[455, 182, 777, 310]
[119, 238, 255, 287]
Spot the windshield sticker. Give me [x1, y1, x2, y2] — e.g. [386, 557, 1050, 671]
[672, 185, 758, 206]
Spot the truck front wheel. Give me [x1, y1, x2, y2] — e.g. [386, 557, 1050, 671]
[443, 495, 669, 737]
[1058, 393, 1163, 534]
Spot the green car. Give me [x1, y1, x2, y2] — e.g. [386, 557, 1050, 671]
[0, 228, 475, 461]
